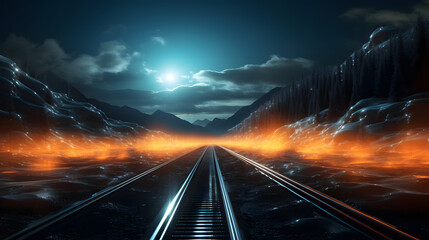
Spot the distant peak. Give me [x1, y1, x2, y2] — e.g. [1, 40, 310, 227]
[151, 110, 178, 119]
[193, 118, 211, 127]
[152, 109, 166, 115]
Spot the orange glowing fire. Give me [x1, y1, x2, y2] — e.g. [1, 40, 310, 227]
[218, 128, 429, 174]
[1, 126, 429, 174]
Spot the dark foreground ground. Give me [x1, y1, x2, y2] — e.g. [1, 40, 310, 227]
[224, 148, 429, 239]
[0, 149, 192, 239]
[1, 146, 428, 239]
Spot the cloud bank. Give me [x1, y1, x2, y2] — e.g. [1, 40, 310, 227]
[340, 0, 429, 27]
[193, 55, 313, 87]
[0, 34, 132, 84]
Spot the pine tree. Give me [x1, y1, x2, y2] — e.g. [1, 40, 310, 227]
[389, 35, 408, 101]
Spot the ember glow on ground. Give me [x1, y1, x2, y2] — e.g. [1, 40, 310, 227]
[1, 127, 429, 174]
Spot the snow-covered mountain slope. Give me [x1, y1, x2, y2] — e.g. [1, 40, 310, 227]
[0, 55, 147, 138]
[283, 92, 429, 141]
[230, 19, 429, 137]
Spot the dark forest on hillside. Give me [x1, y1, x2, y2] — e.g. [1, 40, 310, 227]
[236, 20, 429, 132]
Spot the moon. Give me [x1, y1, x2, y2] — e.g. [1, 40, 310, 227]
[165, 73, 176, 83]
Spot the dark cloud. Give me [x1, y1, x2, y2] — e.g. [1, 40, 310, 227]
[0, 35, 68, 73]
[139, 102, 241, 115]
[95, 41, 130, 72]
[193, 55, 313, 86]
[340, 0, 429, 27]
[0, 35, 132, 84]
[80, 84, 262, 116]
[81, 84, 262, 106]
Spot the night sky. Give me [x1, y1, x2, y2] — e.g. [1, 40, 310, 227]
[1, 0, 427, 122]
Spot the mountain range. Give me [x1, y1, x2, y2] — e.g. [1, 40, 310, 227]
[71, 82, 281, 135]
[42, 74, 208, 135]
[79, 84, 279, 135]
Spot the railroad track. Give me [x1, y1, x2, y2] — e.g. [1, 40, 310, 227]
[5, 147, 207, 240]
[6, 146, 242, 240]
[5, 145, 418, 240]
[150, 146, 241, 240]
[219, 146, 418, 240]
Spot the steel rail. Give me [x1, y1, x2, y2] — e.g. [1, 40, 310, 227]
[5, 147, 204, 240]
[150, 147, 208, 239]
[150, 146, 241, 240]
[213, 148, 242, 240]
[219, 146, 418, 240]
